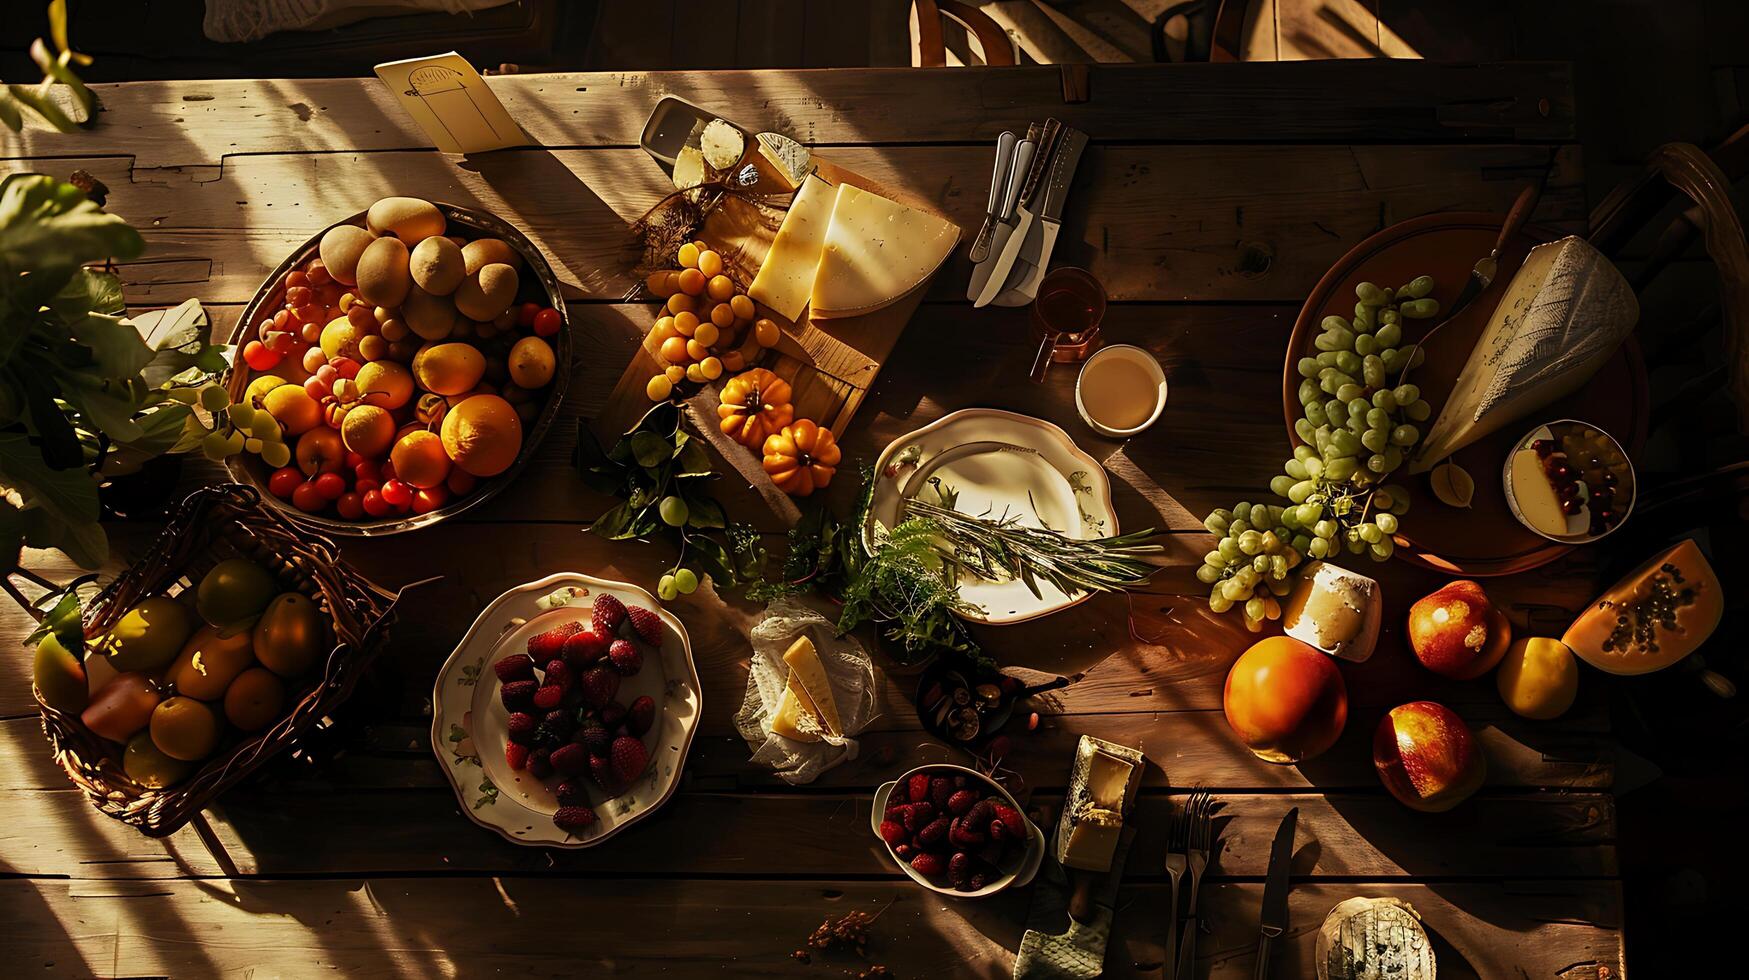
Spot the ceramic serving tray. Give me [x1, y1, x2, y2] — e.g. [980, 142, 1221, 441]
[865, 408, 1118, 625]
[431, 572, 701, 848]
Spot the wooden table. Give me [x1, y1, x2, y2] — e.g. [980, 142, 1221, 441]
[0, 63, 1623, 978]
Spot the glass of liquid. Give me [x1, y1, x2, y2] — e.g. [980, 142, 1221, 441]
[1029, 267, 1107, 382]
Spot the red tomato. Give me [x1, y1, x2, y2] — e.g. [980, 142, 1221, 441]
[343, 451, 366, 469]
[446, 468, 478, 496]
[291, 482, 327, 513]
[411, 486, 449, 514]
[312, 472, 346, 500]
[517, 302, 541, 328]
[243, 341, 281, 372]
[353, 459, 379, 484]
[361, 489, 391, 517]
[335, 492, 365, 519]
[267, 467, 303, 500]
[532, 307, 561, 337]
[380, 479, 414, 507]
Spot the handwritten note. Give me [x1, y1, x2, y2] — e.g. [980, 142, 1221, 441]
[374, 53, 524, 154]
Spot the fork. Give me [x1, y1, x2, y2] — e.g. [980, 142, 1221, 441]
[1174, 790, 1215, 980]
[1162, 788, 1198, 980]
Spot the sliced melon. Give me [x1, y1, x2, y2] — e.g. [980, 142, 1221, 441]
[1562, 538, 1723, 674]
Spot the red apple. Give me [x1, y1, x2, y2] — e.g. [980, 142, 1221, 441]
[1373, 701, 1486, 812]
[1223, 636, 1347, 764]
[1407, 579, 1511, 680]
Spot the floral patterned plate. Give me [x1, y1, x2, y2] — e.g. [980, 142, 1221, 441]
[432, 572, 701, 847]
[865, 408, 1118, 625]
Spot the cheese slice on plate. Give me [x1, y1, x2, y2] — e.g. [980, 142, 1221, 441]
[781, 635, 841, 736]
[1085, 749, 1136, 811]
[810, 184, 958, 319]
[748, 173, 835, 322]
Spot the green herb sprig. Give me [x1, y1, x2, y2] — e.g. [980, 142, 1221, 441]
[901, 496, 1164, 600]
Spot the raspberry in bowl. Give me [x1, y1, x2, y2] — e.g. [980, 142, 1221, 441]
[871, 763, 1043, 898]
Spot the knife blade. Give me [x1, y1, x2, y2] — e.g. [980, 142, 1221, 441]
[966, 136, 1036, 303]
[968, 131, 1018, 264]
[974, 121, 1060, 308]
[1253, 806, 1298, 980]
[994, 127, 1089, 306]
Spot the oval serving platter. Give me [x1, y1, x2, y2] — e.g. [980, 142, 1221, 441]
[865, 408, 1119, 625]
[1282, 211, 1648, 577]
[224, 202, 573, 536]
[432, 572, 701, 848]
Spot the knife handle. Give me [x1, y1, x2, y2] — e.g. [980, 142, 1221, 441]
[1000, 140, 1036, 220]
[1253, 935, 1274, 980]
[1495, 182, 1542, 255]
[985, 131, 1017, 217]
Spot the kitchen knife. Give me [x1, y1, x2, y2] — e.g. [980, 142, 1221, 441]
[974, 120, 1061, 308]
[1253, 806, 1298, 980]
[968, 131, 1018, 264]
[993, 127, 1089, 306]
[966, 136, 1036, 303]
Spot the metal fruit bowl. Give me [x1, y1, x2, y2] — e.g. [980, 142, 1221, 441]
[223, 203, 571, 536]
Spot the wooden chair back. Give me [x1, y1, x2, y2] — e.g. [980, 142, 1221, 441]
[912, 0, 1020, 67]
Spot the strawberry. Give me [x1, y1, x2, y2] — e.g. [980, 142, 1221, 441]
[592, 593, 628, 635]
[877, 820, 907, 847]
[884, 804, 910, 824]
[894, 843, 914, 860]
[579, 721, 611, 757]
[563, 629, 611, 666]
[527, 621, 583, 662]
[599, 699, 628, 729]
[917, 817, 950, 847]
[554, 779, 589, 806]
[505, 742, 530, 770]
[543, 658, 572, 691]
[965, 799, 995, 831]
[626, 695, 657, 736]
[506, 711, 536, 742]
[930, 777, 953, 810]
[910, 852, 946, 877]
[946, 789, 979, 815]
[527, 746, 553, 779]
[589, 753, 625, 796]
[907, 773, 932, 803]
[550, 742, 590, 776]
[578, 667, 620, 708]
[949, 851, 973, 878]
[949, 816, 985, 848]
[553, 805, 596, 831]
[905, 801, 935, 831]
[533, 684, 565, 710]
[499, 679, 537, 711]
[610, 735, 648, 784]
[608, 639, 642, 677]
[625, 605, 664, 646]
[493, 653, 536, 682]
[992, 803, 1025, 838]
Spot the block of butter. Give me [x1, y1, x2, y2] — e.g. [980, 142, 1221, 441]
[1053, 735, 1143, 872]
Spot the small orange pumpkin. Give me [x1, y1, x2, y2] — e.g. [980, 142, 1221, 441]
[763, 419, 841, 497]
[718, 367, 793, 448]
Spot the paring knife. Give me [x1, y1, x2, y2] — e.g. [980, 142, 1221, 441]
[1450, 181, 1542, 313]
[1253, 806, 1298, 980]
[993, 126, 1089, 307]
[965, 134, 1036, 303]
[974, 118, 1062, 308]
[968, 131, 1018, 264]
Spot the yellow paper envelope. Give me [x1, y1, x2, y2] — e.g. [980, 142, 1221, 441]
[375, 52, 525, 154]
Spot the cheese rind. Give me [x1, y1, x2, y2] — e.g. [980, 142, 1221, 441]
[781, 635, 840, 736]
[810, 184, 958, 319]
[748, 174, 834, 322]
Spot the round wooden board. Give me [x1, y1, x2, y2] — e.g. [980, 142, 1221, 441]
[1283, 211, 1648, 577]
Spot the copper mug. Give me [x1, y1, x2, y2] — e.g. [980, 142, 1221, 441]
[1028, 267, 1107, 382]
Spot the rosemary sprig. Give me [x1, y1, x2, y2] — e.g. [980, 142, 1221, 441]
[900, 498, 1164, 601]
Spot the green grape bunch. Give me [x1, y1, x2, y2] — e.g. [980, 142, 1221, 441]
[180, 382, 292, 469]
[1199, 276, 1440, 632]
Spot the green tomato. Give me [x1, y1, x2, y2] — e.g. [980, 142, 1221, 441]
[658, 496, 689, 527]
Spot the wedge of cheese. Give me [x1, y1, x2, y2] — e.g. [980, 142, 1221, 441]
[748, 173, 835, 322]
[781, 635, 840, 735]
[810, 184, 959, 319]
[770, 676, 822, 742]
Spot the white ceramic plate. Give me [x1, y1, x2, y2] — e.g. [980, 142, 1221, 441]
[431, 572, 702, 847]
[870, 764, 1044, 899]
[865, 408, 1119, 624]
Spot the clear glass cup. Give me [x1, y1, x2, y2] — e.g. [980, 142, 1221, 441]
[1028, 267, 1107, 382]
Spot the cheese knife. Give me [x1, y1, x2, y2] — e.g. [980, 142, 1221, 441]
[974, 119, 1061, 308]
[1451, 181, 1541, 314]
[965, 135, 1036, 304]
[1253, 806, 1298, 980]
[993, 127, 1089, 307]
[968, 131, 1018, 264]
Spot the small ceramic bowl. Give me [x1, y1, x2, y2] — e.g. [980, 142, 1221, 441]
[871, 763, 1044, 899]
[1501, 418, 1636, 545]
[1075, 344, 1167, 438]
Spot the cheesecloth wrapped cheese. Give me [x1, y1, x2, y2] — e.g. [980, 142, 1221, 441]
[734, 598, 879, 784]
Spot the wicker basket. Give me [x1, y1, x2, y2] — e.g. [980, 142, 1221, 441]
[33, 484, 398, 837]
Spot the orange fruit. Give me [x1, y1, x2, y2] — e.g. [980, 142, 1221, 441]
[390, 430, 452, 488]
[441, 394, 522, 477]
[340, 404, 396, 457]
[150, 696, 220, 762]
[262, 384, 321, 436]
[224, 667, 286, 732]
[169, 624, 257, 700]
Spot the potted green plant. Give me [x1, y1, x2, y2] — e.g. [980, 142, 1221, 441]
[0, 172, 231, 574]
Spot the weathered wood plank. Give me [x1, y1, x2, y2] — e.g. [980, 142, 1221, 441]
[2, 142, 1583, 306]
[0, 785, 1615, 881]
[0, 877, 1622, 978]
[1, 63, 1577, 168]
